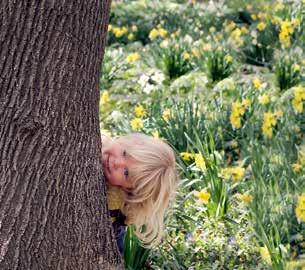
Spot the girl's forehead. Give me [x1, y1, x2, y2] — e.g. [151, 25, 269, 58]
[117, 137, 142, 147]
[113, 140, 133, 152]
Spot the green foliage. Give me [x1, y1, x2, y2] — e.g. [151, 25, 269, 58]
[274, 54, 302, 91]
[241, 21, 276, 67]
[148, 98, 207, 152]
[205, 47, 235, 83]
[148, 41, 195, 80]
[101, 1, 305, 269]
[124, 226, 151, 270]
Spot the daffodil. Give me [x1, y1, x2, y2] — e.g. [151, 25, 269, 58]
[292, 100, 303, 113]
[149, 28, 159, 40]
[294, 86, 305, 101]
[230, 100, 249, 129]
[224, 54, 233, 64]
[202, 43, 212, 51]
[279, 19, 295, 48]
[209, 26, 216, 33]
[158, 27, 168, 38]
[262, 112, 277, 138]
[134, 105, 147, 118]
[295, 194, 305, 222]
[258, 12, 267, 20]
[194, 153, 206, 171]
[257, 22, 267, 31]
[230, 114, 241, 129]
[180, 152, 194, 162]
[162, 109, 171, 121]
[101, 91, 109, 105]
[193, 188, 211, 204]
[131, 25, 138, 32]
[182, 52, 191, 61]
[231, 166, 245, 181]
[130, 118, 143, 130]
[242, 99, 251, 108]
[126, 53, 140, 63]
[274, 2, 284, 11]
[225, 20, 236, 32]
[299, 147, 305, 165]
[236, 192, 253, 204]
[292, 86, 305, 113]
[112, 26, 128, 38]
[251, 14, 257, 21]
[229, 28, 244, 47]
[260, 246, 272, 265]
[258, 94, 270, 105]
[221, 166, 245, 182]
[292, 64, 301, 73]
[240, 26, 249, 34]
[191, 48, 200, 58]
[160, 39, 169, 48]
[127, 33, 134, 41]
[292, 163, 302, 173]
[252, 77, 262, 90]
[274, 110, 283, 118]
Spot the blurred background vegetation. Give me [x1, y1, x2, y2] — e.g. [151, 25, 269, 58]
[100, 0, 305, 269]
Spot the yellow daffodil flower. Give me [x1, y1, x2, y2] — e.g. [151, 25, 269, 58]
[134, 105, 147, 118]
[252, 78, 262, 90]
[182, 52, 191, 61]
[162, 109, 171, 121]
[126, 53, 140, 63]
[180, 152, 194, 162]
[130, 118, 143, 130]
[101, 91, 109, 105]
[260, 246, 272, 265]
[295, 194, 305, 222]
[149, 28, 159, 40]
[191, 48, 200, 58]
[257, 22, 267, 31]
[292, 163, 302, 173]
[258, 94, 270, 105]
[236, 192, 253, 204]
[131, 25, 138, 32]
[224, 54, 233, 64]
[221, 166, 245, 182]
[193, 188, 211, 204]
[262, 112, 277, 138]
[194, 153, 206, 171]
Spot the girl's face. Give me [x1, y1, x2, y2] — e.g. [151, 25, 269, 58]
[102, 138, 134, 188]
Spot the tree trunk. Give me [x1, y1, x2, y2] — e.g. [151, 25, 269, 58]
[0, 1, 123, 269]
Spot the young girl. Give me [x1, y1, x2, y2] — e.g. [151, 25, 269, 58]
[101, 132, 178, 254]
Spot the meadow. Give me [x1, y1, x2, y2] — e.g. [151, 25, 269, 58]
[99, 0, 305, 269]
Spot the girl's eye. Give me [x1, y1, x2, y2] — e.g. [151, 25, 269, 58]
[124, 168, 129, 178]
[123, 150, 127, 157]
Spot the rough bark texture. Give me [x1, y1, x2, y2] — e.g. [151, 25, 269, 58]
[0, 0, 123, 269]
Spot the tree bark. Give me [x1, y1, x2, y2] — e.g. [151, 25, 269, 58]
[0, 0, 123, 269]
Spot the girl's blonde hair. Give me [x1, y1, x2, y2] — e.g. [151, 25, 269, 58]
[116, 133, 178, 248]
